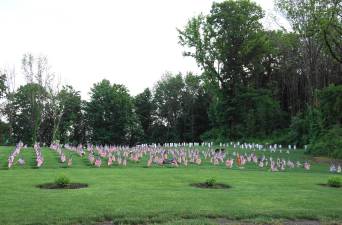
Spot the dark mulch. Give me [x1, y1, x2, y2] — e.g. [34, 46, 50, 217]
[318, 183, 341, 188]
[37, 183, 88, 189]
[190, 183, 231, 189]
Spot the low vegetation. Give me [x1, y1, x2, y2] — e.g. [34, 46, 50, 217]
[327, 176, 342, 188]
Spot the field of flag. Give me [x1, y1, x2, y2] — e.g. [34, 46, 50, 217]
[0, 143, 341, 225]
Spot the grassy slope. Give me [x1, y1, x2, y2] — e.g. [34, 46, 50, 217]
[0, 146, 341, 225]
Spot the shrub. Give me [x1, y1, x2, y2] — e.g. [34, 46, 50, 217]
[205, 177, 216, 187]
[327, 176, 342, 188]
[55, 174, 70, 187]
[308, 126, 342, 159]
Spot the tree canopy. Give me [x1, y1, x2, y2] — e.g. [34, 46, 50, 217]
[0, 0, 341, 158]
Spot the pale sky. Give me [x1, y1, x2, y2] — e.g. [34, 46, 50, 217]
[0, 0, 288, 99]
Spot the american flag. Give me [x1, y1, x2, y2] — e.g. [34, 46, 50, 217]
[94, 158, 101, 167]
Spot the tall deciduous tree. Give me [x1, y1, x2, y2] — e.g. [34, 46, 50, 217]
[276, 0, 342, 107]
[134, 88, 154, 142]
[57, 85, 83, 144]
[181, 73, 210, 141]
[178, 0, 270, 138]
[148, 72, 210, 143]
[86, 79, 139, 145]
[6, 83, 47, 144]
[276, 0, 342, 63]
[153, 73, 184, 142]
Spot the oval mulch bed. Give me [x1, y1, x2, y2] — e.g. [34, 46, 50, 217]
[37, 183, 88, 189]
[190, 183, 231, 189]
[318, 183, 341, 188]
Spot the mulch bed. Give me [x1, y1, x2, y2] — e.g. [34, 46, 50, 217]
[37, 183, 88, 189]
[190, 183, 231, 189]
[318, 183, 341, 188]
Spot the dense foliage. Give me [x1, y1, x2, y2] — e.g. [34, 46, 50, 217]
[86, 79, 139, 145]
[0, 0, 341, 157]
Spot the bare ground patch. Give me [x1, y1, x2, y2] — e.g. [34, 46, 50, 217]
[313, 157, 342, 164]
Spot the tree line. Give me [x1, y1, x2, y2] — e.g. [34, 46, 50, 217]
[0, 0, 341, 157]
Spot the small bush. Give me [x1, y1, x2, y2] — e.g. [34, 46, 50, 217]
[55, 174, 70, 187]
[205, 178, 216, 187]
[327, 176, 342, 188]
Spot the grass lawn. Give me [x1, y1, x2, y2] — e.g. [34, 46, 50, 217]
[0, 146, 341, 225]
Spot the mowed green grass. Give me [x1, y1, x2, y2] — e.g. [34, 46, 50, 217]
[0, 146, 341, 225]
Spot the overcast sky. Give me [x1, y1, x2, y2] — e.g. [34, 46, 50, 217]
[0, 0, 288, 99]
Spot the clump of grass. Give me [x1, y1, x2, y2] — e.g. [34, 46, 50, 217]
[55, 174, 70, 187]
[205, 177, 216, 187]
[327, 176, 342, 188]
